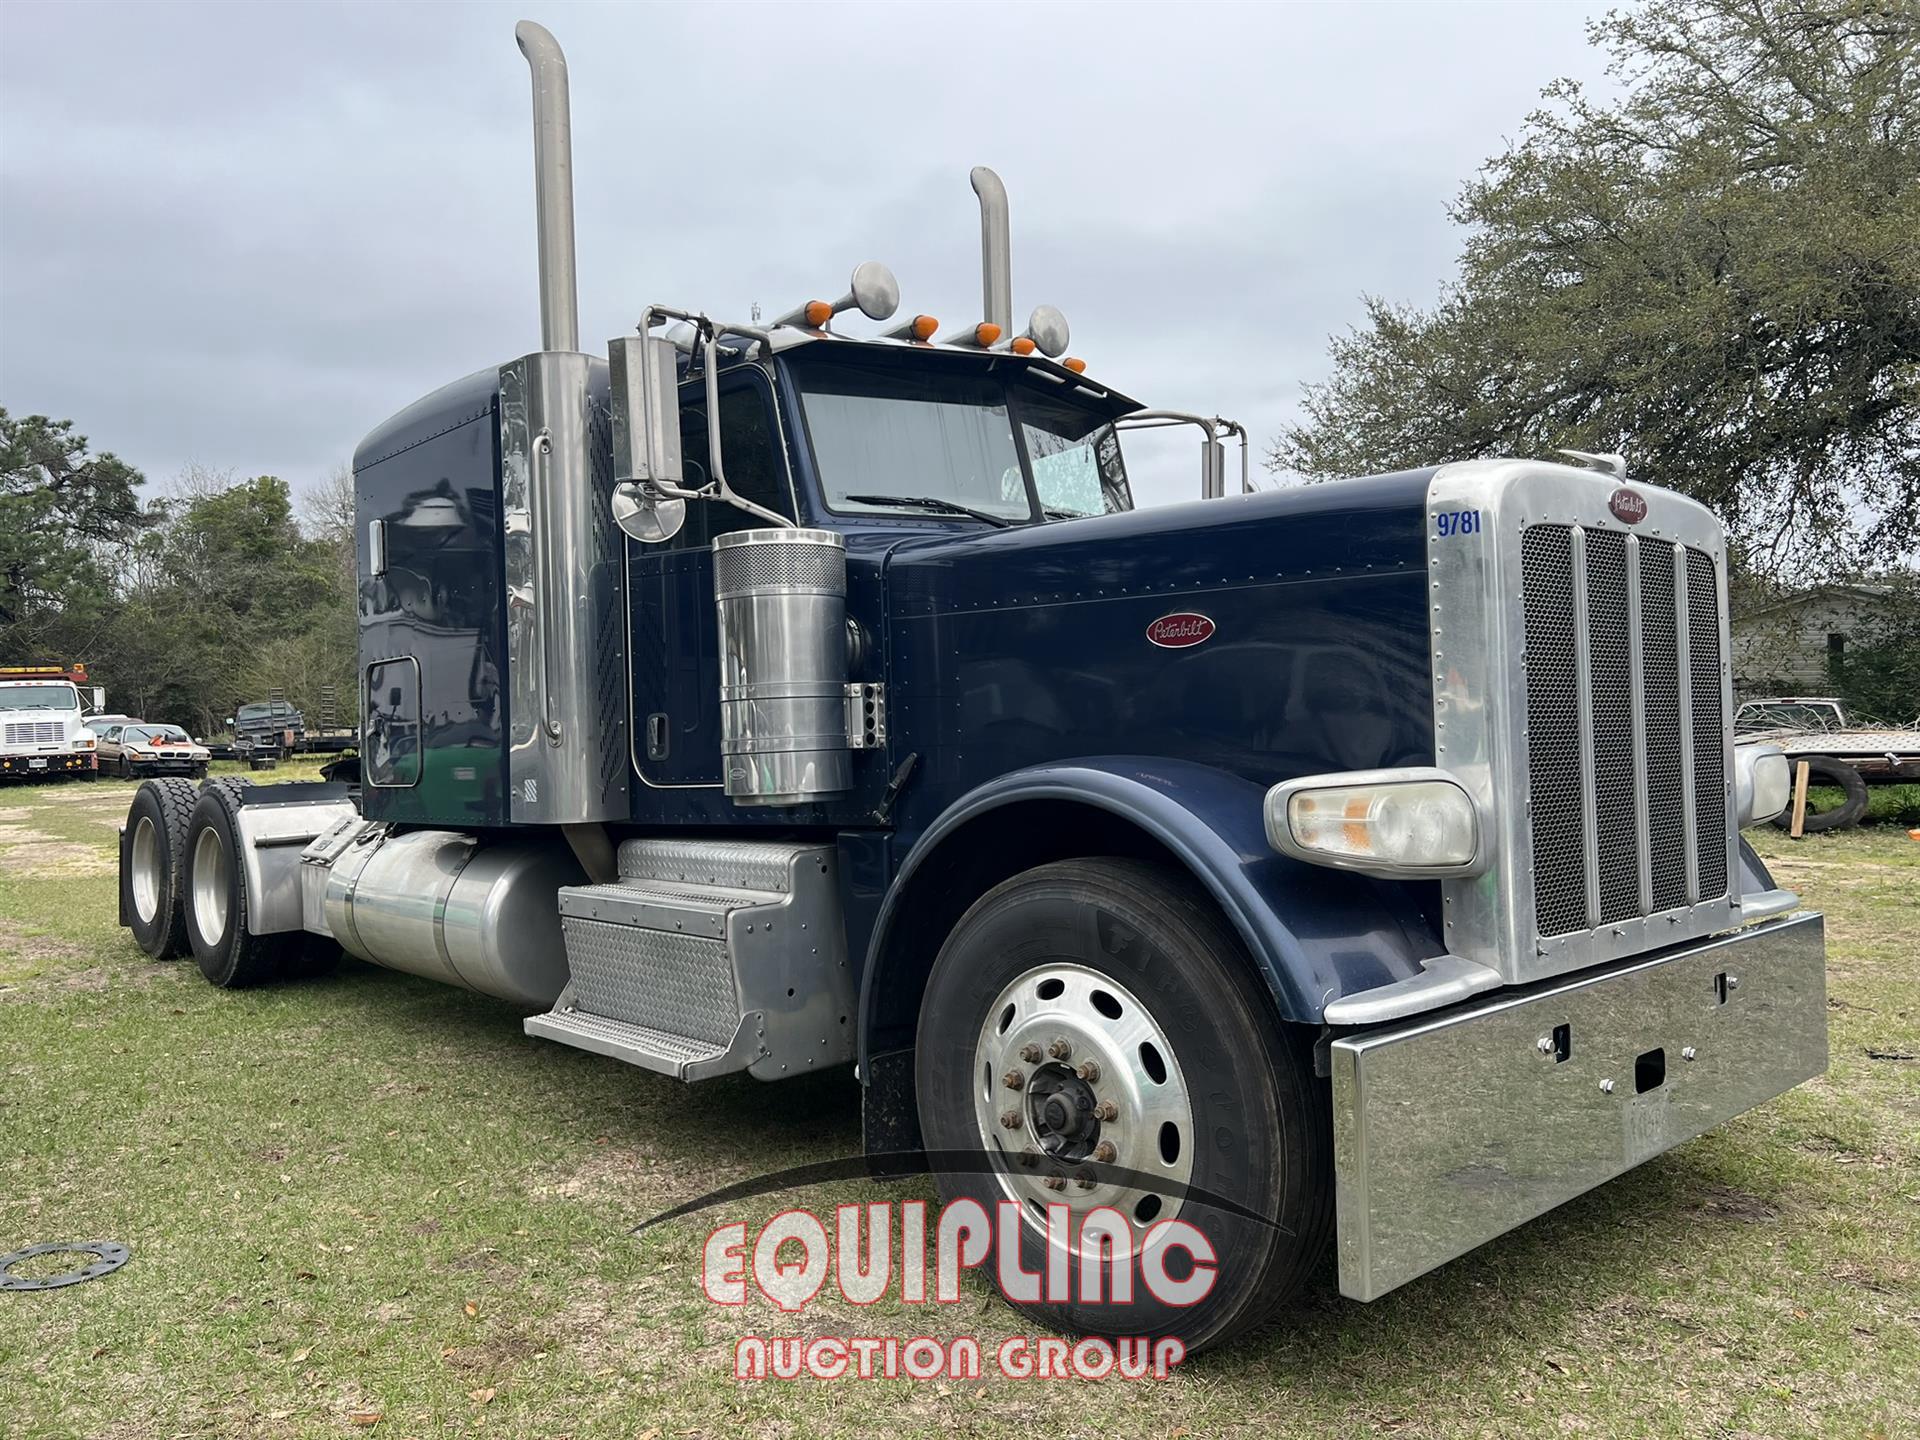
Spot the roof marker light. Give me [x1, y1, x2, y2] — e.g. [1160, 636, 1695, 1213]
[1011, 336, 1036, 356]
[881, 314, 941, 342]
[803, 300, 834, 327]
[1062, 356, 1087, 374]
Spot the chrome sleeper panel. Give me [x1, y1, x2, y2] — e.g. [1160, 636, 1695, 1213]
[1331, 911, 1826, 1301]
[500, 350, 631, 824]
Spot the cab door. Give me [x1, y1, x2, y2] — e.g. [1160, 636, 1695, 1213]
[629, 368, 796, 792]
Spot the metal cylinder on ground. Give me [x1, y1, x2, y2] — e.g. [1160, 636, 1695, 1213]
[713, 528, 851, 806]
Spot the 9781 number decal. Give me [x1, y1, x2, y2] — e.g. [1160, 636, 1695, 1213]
[1435, 509, 1482, 537]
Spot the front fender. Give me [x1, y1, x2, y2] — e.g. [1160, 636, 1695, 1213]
[861, 757, 1447, 1050]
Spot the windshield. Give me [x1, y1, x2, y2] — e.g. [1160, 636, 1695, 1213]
[128, 725, 190, 743]
[1737, 702, 1840, 732]
[795, 356, 1135, 523]
[1, 683, 79, 711]
[801, 363, 1030, 520]
[238, 703, 290, 722]
[1019, 396, 1132, 518]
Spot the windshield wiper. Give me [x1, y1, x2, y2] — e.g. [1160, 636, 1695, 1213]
[842, 494, 1012, 528]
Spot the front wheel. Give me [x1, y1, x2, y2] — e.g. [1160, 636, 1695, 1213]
[915, 858, 1333, 1355]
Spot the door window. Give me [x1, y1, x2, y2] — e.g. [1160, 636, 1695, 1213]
[671, 381, 793, 547]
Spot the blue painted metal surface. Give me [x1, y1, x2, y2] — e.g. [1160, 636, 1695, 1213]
[352, 367, 510, 827]
[864, 758, 1447, 1034]
[351, 340, 1447, 1043]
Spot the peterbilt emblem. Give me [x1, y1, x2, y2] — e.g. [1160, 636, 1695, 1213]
[1146, 613, 1215, 649]
[1609, 487, 1648, 525]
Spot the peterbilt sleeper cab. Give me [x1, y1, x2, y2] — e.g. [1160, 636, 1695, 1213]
[116, 22, 1825, 1352]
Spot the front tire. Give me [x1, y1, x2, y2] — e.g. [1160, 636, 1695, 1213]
[915, 858, 1333, 1354]
[183, 779, 300, 987]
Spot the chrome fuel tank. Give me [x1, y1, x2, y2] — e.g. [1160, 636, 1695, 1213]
[323, 829, 582, 1008]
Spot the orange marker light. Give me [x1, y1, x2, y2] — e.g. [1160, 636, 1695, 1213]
[975, 322, 1002, 347]
[1011, 336, 1036, 356]
[912, 314, 938, 341]
[1062, 356, 1087, 374]
[804, 300, 834, 328]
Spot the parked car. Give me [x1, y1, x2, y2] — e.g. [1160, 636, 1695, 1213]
[97, 723, 210, 779]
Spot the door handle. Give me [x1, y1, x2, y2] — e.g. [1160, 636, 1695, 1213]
[646, 712, 669, 761]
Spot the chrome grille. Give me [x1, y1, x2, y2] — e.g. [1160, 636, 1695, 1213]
[1688, 550, 1729, 900]
[1639, 546, 1688, 911]
[4, 721, 61, 745]
[1520, 528, 1584, 936]
[1523, 524, 1729, 936]
[1584, 530, 1639, 924]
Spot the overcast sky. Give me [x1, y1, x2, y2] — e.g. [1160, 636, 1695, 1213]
[0, 1, 1614, 510]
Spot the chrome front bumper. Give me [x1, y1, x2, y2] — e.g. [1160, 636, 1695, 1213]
[1330, 911, 1826, 1301]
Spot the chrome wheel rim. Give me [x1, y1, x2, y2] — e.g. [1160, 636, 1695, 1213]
[191, 826, 229, 946]
[973, 963, 1195, 1259]
[129, 816, 160, 924]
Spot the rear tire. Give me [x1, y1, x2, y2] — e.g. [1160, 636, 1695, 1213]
[915, 858, 1333, 1355]
[183, 779, 300, 987]
[1773, 756, 1869, 832]
[122, 779, 198, 959]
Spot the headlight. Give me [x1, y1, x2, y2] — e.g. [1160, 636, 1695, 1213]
[1734, 743, 1791, 828]
[1265, 768, 1485, 878]
[77, 736, 96, 749]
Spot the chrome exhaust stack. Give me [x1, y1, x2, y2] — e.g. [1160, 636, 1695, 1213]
[970, 166, 1013, 337]
[515, 20, 579, 353]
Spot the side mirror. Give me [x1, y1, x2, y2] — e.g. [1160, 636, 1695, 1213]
[612, 482, 686, 544]
[90, 686, 105, 712]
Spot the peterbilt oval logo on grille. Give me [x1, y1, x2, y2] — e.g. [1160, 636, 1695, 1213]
[1609, 487, 1649, 524]
[1146, 613, 1215, 648]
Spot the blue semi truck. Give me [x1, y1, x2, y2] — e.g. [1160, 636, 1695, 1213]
[117, 22, 1825, 1351]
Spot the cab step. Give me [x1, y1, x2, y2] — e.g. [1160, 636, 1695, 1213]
[523, 838, 854, 1082]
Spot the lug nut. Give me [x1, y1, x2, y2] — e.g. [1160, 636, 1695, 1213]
[1599, 1079, 1615, 1094]
[1048, 1037, 1073, 1060]
[1019, 1043, 1044, 1064]
[1092, 1141, 1116, 1164]
[1093, 1100, 1119, 1122]
[1002, 1069, 1026, 1091]
[1681, 1046, 1697, 1061]
[1000, 1110, 1023, 1130]
[1075, 1172, 1096, 1191]
[1076, 1060, 1102, 1083]
[1043, 1175, 1067, 1192]
[1017, 1148, 1039, 1169]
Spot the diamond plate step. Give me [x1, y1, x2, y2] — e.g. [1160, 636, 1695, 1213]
[523, 1006, 765, 1082]
[528, 841, 856, 1084]
[617, 838, 827, 894]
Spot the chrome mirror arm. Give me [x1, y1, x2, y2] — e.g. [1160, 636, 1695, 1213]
[637, 305, 787, 528]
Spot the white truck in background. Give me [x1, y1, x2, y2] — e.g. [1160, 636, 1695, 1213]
[0, 664, 103, 782]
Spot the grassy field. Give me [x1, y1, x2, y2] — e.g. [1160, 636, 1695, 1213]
[1, 775, 1915, 1438]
